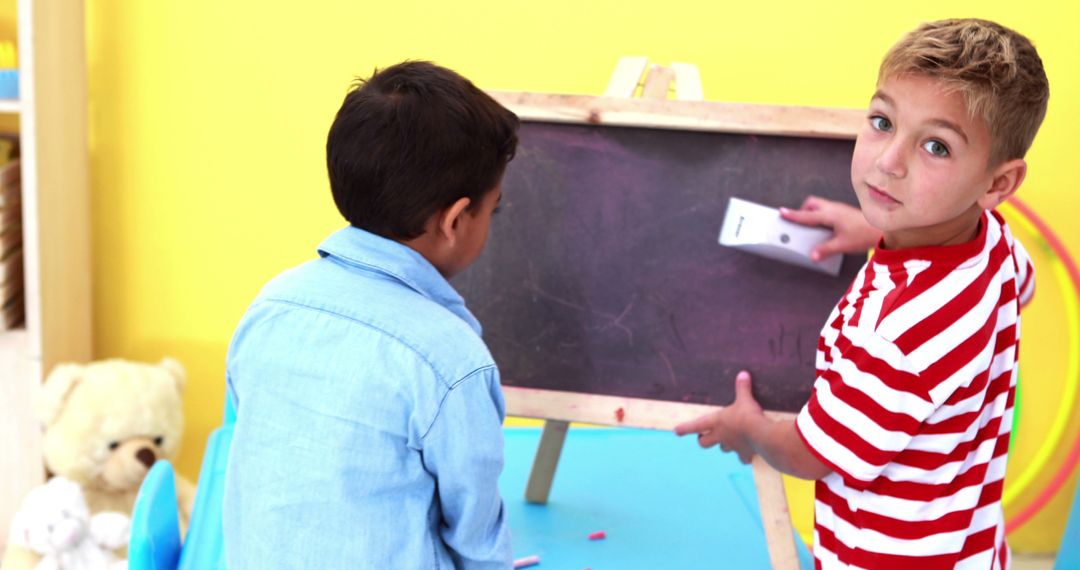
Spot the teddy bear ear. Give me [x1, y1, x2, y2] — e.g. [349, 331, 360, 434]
[36, 364, 86, 426]
[160, 357, 186, 393]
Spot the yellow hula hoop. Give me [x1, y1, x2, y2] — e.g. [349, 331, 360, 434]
[997, 198, 1080, 530]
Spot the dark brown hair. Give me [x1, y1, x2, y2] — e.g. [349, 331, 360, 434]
[327, 61, 519, 239]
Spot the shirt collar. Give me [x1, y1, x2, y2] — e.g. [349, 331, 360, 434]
[317, 226, 482, 335]
[870, 210, 991, 270]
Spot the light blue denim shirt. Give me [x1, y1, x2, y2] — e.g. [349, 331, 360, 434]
[223, 226, 511, 569]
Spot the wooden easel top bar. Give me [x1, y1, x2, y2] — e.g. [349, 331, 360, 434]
[488, 90, 864, 140]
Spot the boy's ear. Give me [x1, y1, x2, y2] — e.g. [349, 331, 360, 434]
[435, 197, 473, 245]
[979, 159, 1027, 209]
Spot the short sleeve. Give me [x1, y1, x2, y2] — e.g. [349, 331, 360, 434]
[1012, 236, 1036, 308]
[795, 326, 937, 489]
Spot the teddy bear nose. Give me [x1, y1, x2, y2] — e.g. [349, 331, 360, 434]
[136, 447, 157, 469]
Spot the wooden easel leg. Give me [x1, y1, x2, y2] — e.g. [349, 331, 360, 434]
[603, 56, 648, 98]
[640, 65, 676, 100]
[751, 456, 800, 570]
[670, 62, 704, 101]
[524, 419, 570, 504]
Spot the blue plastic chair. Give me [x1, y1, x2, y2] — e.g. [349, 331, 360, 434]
[128, 461, 182, 570]
[177, 422, 234, 570]
[129, 397, 235, 570]
[1057, 477, 1080, 569]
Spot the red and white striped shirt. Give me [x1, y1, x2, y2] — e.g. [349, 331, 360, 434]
[796, 210, 1035, 570]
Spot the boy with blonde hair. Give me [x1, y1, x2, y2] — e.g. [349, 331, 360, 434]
[677, 19, 1047, 568]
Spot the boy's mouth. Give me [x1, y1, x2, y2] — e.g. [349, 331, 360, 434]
[867, 183, 901, 206]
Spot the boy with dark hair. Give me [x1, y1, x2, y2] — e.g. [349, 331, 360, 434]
[677, 19, 1047, 568]
[223, 61, 519, 569]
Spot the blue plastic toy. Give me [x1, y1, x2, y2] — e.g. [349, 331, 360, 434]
[128, 461, 181, 570]
[129, 397, 235, 570]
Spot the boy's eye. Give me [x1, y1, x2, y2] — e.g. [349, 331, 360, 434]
[870, 115, 892, 132]
[492, 206, 501, 215]
[923, 140, 950, 157]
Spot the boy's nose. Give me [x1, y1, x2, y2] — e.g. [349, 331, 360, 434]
[875, 139, 907, 178]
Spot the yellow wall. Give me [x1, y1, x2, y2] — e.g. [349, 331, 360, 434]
[85, 0, 1080, 552]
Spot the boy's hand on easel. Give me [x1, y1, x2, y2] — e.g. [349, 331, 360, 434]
[674, 371, 764, 464]
[780, 195, 881, 260]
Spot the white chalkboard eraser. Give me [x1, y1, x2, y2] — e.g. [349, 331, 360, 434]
[718, 197, 843, 276]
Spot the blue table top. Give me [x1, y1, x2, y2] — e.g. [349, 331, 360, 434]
[502, 427, 813, 569]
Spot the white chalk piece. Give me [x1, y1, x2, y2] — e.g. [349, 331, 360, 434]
[718, 197, 843, 276]
[513, 554, 541, 568]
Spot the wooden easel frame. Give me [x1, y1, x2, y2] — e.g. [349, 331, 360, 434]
[488, 58, 863, 570]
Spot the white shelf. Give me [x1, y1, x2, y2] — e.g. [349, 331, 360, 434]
[0, 326, 40, 557]
[1, 0, 91, 553]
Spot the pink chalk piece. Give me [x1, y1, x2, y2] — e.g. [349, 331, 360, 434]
[614, 407, 626, 422]
[513, 554, 541, 568]
[588, 530, 606, 540]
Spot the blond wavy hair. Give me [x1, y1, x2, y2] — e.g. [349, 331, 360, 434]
[879, 19, 1049, 165]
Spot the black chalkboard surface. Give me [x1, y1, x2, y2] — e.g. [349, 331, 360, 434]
[454, 97, 866, 416]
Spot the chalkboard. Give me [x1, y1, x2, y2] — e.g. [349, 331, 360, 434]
[454, 95, 866, 417]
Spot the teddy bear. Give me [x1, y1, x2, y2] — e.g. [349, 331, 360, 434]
[2, 358, 197, 569]
[7, 476, 129, 570]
